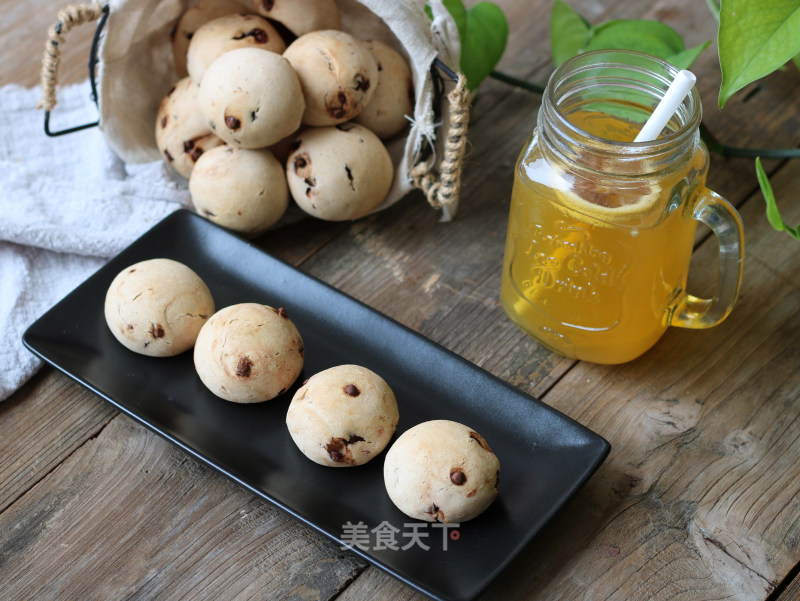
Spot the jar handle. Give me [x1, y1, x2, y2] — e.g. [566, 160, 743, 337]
[670, 188, 744, 328]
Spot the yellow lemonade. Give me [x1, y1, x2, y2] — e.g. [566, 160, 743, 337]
[500, 111, 708, 364]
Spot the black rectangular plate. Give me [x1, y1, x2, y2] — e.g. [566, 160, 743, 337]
[23, 210, 609, 601]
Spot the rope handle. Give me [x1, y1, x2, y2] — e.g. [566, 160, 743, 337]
[37, 3, 105, 111]
[409, 72, 471, 210]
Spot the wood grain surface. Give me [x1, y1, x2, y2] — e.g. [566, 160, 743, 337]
[2, 0, 799, 600]
[0, 372, 115, 514]
[777, 570, 800, 601]
[3, 2, 96, 88]
[0, 414, 365, 600]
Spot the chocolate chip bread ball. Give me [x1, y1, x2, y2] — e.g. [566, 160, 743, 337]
[104, 258, 215, 357]
[194, 303, 304, 403]
[189, 145, 289, 235]
[187, 14, 286, 83]
[172, 0, 249, 77]
[251, 0, 340, 37]
[198, 47, 305, 148]
[384, 420, 501, 523]
[284, 30, 378, 126]
[155, 77, 224, 178]
[286, 123, 393, 220]
[286, 365, 399, 467]
[353, 40, 414, 139]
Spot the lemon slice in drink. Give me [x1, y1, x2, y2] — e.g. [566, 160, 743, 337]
[528, 158, 661, 228]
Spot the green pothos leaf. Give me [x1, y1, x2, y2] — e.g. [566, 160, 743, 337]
[755, 157, 800, 240]
[718, 0, 800, 107]
[666, 41, 712, 70]
[584, 19, 686, 57]
[548, 3, 709, 71]
[705, 0, 721, 22]
[550, 0, 590, 67]
[460, 2, 509, 91]
[427, 0, 508, 91]
[440, 0, 468, 40]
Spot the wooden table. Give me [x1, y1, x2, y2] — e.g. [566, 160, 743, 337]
[3, 1, 800, 599]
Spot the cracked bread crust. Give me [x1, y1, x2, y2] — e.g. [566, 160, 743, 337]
[193, 303, 304, 402]
[104, 258, 215, 357]
[286, 364, 398, 467]
[383, 420, 500, 523]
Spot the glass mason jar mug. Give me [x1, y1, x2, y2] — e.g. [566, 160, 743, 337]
[500, 50, 744, 364]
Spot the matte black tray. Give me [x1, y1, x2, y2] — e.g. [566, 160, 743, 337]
[23, 210, 609, 601]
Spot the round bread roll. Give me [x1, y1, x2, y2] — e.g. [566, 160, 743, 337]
[251, 0, 340, 37]
[286, 365, 399, 467]
[155, 77, 224, 178]
[172, 0, 250, 77]
[198, 47, 304, 148]
[353, 40, 414, 139]
[189, 145, 289, 235]
[104, 258, 215, 357]
[286, 123, 393, 220]
[383, 420, 501, 523]
[187, 14, 286, 83]
[284, 30, 378, 126]
[194, 303, 304, 403]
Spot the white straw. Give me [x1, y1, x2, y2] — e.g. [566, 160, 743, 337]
[634, 70, 697, 143]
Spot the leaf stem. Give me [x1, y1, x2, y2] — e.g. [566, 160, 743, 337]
[489, 70, 546, 94]
[704, 0, 720, 23]
[489, 69, 800, 160]
[699, 123, 800, 159]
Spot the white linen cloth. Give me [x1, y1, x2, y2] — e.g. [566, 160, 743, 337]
[0, 82, 189, 400]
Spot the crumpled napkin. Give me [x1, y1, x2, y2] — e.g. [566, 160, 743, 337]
[0, 81, 190, 400]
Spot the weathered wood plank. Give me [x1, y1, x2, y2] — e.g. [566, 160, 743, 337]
[0, 413, 366, 600]
[336, 568, 428, 601]
[776, 568, 800, 601]
[0, 369, 116, 514]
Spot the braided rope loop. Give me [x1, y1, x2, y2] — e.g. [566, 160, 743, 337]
[37, 3, 105, 111]
[410, 72, 470, 209]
